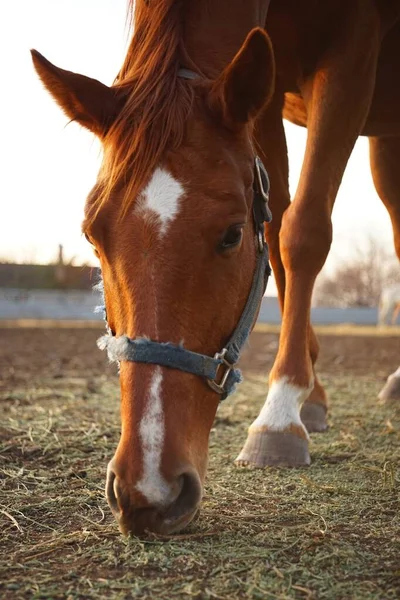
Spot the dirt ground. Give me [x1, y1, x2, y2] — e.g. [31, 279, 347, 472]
[1, 325, 399, 599]
[1, 324, 399, 389]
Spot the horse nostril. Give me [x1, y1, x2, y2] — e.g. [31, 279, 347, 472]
[105, 466, 120, 516]
[164, 471, 202, 525]
[105, 464, 202, 534]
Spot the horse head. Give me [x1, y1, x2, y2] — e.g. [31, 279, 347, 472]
[32, 23, 274, 535]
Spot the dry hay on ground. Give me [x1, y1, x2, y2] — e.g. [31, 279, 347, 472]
[0, 327, 399, 599]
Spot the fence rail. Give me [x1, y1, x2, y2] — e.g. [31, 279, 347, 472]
[0, 289, 381, 325]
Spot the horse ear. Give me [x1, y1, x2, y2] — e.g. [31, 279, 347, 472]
[209, 28, 275, 128]
[31, 50, 123, 137]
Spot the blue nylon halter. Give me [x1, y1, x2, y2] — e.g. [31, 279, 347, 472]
[97, 156, 272, 400]
[97, 65, 272, 400]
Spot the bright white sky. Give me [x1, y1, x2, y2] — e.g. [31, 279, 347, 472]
[1, 0, 395, 289]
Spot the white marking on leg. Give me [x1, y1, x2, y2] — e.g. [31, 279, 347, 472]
[136, 167, 184, 234]
[390, 366, 400, 378]
[249, 376, 313, 437]
[136, 367, 170, 506]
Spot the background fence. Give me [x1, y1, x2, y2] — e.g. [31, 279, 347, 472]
[0, 289, 378, 325]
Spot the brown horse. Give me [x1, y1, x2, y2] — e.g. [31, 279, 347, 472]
[32, 0, 400, 535]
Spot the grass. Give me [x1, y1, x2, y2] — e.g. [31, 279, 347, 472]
[0, 328, 399, 599]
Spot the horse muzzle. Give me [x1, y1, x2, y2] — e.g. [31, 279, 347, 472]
[105, 461, 202, 535]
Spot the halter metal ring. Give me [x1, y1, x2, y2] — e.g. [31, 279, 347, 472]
[207, 348, 236, 395]
[254, 156, 270, 202]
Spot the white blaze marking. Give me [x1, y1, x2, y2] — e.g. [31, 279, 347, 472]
[249, 376, 313, 437]
[133, 168, 184, 502]
[137, 167, 184, 234]
[136, 367, 170, 506]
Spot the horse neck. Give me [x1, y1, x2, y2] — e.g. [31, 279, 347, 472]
[182, 0, 270, 77]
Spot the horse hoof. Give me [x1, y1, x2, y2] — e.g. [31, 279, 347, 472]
[235, 428, 311, 468]
[300, 402, 328, 433]
[378, 373, 400, 405]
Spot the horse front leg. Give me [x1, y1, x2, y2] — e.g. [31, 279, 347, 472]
[254, 89, 329, 435]
[237, 3, 380, 467]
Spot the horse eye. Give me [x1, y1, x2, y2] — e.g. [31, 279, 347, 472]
[219, 225, 244, 251]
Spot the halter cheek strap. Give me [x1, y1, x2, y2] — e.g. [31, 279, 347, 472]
[97, 157, 272, 400]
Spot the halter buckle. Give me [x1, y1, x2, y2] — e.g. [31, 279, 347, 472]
[207, 348, 236, 395]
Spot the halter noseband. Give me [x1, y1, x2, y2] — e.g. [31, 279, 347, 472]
[97, 68, 272, 400]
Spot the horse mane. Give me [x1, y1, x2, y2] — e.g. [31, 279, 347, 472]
[94, 0, 195, 222]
